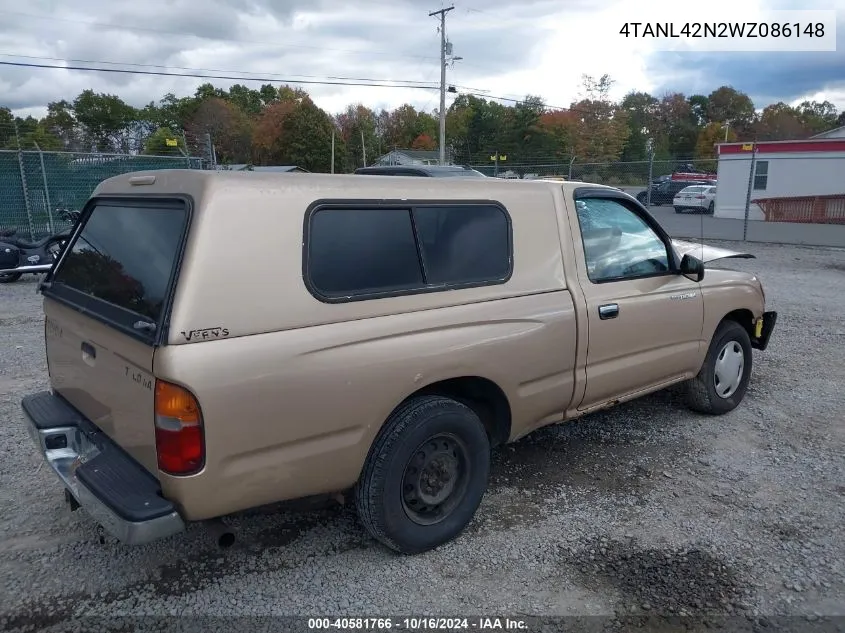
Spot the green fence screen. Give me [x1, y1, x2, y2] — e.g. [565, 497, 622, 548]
[0, 150, 203, 240]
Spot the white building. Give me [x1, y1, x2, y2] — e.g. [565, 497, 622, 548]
[714, 136, 845, 220]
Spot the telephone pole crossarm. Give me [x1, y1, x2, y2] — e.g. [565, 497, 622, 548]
[429, 5, 455, 166]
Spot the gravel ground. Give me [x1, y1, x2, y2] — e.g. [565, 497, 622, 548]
[1, 241, 844, 632]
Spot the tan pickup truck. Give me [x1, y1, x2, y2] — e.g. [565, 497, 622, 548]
[20, 170, 777, 554]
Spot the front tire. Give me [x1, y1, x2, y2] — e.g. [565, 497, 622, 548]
[708, 201, 715, 214]
[355, 395, 491, 554]
[684, 320, 753, 415]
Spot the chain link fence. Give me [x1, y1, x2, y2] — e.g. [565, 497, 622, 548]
[471, 154, 845, 248]
[0, 150, 203, 241]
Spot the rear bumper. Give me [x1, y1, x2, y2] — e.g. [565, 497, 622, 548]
[751, 310, 778, 351]
[21, 391, 185, 545]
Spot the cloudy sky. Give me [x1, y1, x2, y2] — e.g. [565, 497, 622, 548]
[0, 0, 843, 119]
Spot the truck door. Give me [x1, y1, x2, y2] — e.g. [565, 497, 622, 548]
[568, 191, 704, 410]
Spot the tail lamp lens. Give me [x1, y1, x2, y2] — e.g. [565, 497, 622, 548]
[154, 380, 204, 475]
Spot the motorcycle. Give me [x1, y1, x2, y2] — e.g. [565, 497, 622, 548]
[0, 209, 80, 284]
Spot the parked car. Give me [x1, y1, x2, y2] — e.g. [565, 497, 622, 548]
[637, 178, 713, 206]
[673, 185, 717, 214]
[354, 164, 487, 178]
[20, 171, 777, 555]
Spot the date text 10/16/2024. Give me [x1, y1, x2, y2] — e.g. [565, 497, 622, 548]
[307, 618, 528, 631]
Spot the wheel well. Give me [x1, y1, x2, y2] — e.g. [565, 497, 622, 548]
[721, 309, 754, 339]
[410, 377, 512, 447]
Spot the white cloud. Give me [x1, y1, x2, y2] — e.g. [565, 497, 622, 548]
[0, 0, 843, 119]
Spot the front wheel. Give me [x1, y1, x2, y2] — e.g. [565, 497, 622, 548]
[684, 320, 753, 415]
[0, 272, 22, 283]
[355, 395, 491, 554]
[708, 201, 715, 214]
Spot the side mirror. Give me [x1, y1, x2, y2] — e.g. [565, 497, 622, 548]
[680, 253, 705, 282]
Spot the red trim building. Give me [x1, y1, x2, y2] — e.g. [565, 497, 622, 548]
[714, 137, 845, 221]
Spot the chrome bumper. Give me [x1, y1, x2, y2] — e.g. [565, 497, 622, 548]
[22, 401, 186, 545]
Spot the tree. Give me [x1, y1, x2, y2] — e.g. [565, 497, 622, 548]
[252, 97, 338, 171]
[619, 91, 659, 161]
[695, 122, 736, 159]
[688, 94, 710, 126]
[754, 102, 809, 140]
[226, 84, 264, 116]
[72, 90, 139, 152]
[536, 109, 580, 158]
[42, 100, 81, 150]
[569, 74, 630, 163]
[796, 100, 839, 135]
[336, 104, 378, 169]
[383, 104, 437, 149]
[184, 97, 252, 164]
[143, 127, 186, 155]
[655, 93, 699, 158]
[0, 107, 14, 148]
[411, 133, 436, 150]
[706, 86, 755, 137]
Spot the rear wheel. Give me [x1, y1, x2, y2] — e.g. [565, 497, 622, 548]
[0, 272, 22, 283]
[684, 320, 752, 415]
[708, 201, 715, 214]
[674, 206, 683, 214]
[355, 395, 491, 554]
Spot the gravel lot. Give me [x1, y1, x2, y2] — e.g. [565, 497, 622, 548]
[1, 241, 844, 632]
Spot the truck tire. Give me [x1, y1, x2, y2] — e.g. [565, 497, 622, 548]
[684, 320, 752, 415]
[355, 395, 491, 554]
[0, 272, 22, 283]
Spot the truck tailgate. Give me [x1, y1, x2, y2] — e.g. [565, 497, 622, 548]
[44, 298, 158, 473]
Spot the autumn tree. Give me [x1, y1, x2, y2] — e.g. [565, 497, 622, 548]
[569, 74, 630, 162]
[695, 122, 736, 159]
[336, 104, 378, 169]
[706, 86, 755, 137]
[536, 109, 580, 159]
[184, 97, 252, 164]
[383, 104, 438, 149]
[753, 103, 809, 140]
[252, 96, 338, 172]
[411, 133, 436, 150]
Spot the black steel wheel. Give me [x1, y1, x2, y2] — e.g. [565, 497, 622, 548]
[355, 395, 490, 554]
[401, 432, 471, 526]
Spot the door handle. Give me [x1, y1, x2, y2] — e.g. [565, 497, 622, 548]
[81, 341, 96, 358]
[598, 303, 619, 320]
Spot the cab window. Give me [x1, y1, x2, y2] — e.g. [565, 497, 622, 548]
[574, 198, 671, 283]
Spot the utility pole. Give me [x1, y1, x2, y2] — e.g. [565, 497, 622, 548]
[429, 5, 454, 166]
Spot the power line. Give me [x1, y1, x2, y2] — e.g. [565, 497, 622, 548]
[0, 54, 439, 87]
[0, 53, 491, 94]
[0, 60, 443, 91]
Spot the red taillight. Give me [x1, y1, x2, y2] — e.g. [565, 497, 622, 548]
[695, 195, 706, 199]
[154, 380, 204, 475]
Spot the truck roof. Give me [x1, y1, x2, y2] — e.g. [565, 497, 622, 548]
[92, 169, 623, 199]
